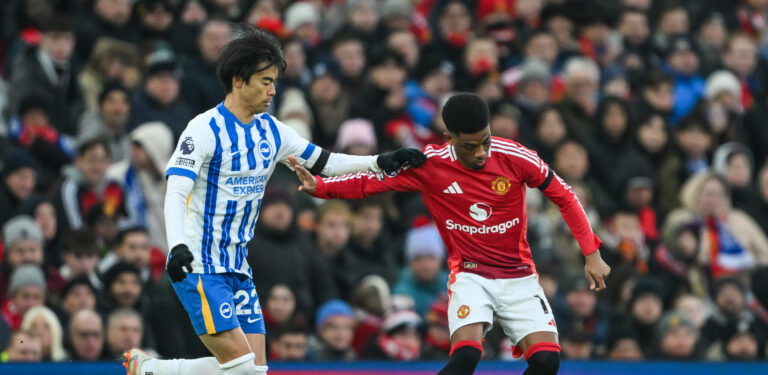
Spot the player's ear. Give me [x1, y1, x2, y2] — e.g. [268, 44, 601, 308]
[444, 131, 454, 145]
[233, 75, 244, 89]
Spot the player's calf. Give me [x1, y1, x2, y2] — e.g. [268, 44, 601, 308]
[437, 340, 482, 375]
[522, 342, 561, 375]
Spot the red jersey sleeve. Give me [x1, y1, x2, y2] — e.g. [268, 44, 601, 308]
[513, 144, 602, 256]
[312, 164, 425, 199]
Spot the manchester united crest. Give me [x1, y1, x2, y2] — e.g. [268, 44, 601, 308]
[457, 305, 470, 319]
[491, 176, 512, 195]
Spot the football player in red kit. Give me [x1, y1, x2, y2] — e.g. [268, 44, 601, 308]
[288, 93, 611, 375]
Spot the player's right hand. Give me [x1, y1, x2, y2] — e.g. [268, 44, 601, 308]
[287, 156, 317, 194]
[167, 244, 194, 282]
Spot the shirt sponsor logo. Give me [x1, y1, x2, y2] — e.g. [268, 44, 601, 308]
[469, 202, 492, 221]
[463, 262, 477, 269]
[175, 157, 195, 168]
[225, 175, 267, 195]
[491, 176, 512, 195]
[445, 218, 520, 235]
[180, 136, 195, 155]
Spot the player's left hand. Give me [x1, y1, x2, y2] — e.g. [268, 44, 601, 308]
[584, 250, 611, 292]
[287, 156, 317, 194]
[376, 148, 427, 173]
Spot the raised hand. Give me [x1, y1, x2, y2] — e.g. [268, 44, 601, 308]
[584, 250, 611, 292]
[287, 156, 317, 194]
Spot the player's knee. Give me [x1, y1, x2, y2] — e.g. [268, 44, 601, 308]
[219, 353, 267, 375]
[525, 348, 560, 375]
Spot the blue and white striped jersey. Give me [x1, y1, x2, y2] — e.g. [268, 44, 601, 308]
[165, 103, 323, 276]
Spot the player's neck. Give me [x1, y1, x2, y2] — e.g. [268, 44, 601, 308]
[223, 94, 255, 124]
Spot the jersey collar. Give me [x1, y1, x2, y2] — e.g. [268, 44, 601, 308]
[216, 102, 257, 128]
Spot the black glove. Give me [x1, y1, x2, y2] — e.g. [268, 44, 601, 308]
[376, 148, 427, 173]
[167, 244, 194, 282]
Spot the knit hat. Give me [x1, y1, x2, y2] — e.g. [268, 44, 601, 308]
[277, 89, 314, 128]
[8, 265, 46, 296]
[315, 299, 354, 330]
[284, 2, 320, 31]
[3, 215, 43, 249]
[145, 48, 179, 77]
[712, 142, 753, 177]
[405, 224, 445, 261]
[426, 295, 449, 328]
[561, 272, 590, 295]
[518, 58, 552, 86]
[131, 121, 174, 174]
[381, 0, 413, 20]
[335, 118, 377, 153]
[665, 34, 697, 58]
[656, 311, 695, 339]
[261, 186, 295, 210]
[630, 277, 666, 307]
[312, 60, 343, 81]
[1, 149, 39, 178]
[705, 70, 741, 102]
[383, 310, 422, 335]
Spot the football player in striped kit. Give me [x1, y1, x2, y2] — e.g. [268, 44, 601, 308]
[123, 28, 425, 375]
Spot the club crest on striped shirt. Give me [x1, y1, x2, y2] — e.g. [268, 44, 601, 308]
[491, 176, 511, 195]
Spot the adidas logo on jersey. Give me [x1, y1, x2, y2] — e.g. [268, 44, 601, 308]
[443, 182, 463, 194]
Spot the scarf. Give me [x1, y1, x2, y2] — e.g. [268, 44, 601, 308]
[706, 217, 754, 278]
[377, 334, 420, 361]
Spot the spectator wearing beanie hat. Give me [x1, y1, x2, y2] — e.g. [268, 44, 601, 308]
[361, 309, 422, 360]
[621, 277, 667, 357]
[655, 311, 701, 359]
[0, 150, 40, 227]
[393, 223, 448, 318]
[0, 265, 47, 346]
[0, 216, 65, 304]
[335, 119, 378, 156]
[310, 299, 357, 361]
[284, 2, 321, 48]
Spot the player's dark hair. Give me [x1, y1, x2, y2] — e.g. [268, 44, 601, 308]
[115, 226, 148, 247]
[442, 93, 490, 135]
[217, 26, 286, 93]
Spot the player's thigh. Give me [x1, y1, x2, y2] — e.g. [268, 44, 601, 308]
[171, 273, 244, 341]
[199, 327, 253, 363]
[495, 275, 558, 349]
[447, 273, 495, 342]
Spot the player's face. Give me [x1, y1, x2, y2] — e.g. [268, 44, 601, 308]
[238, 65, 278, 114]
[445, 127, 491, 170]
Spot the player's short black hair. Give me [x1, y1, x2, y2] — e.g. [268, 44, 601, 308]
[217, 26, 286, 93]
[442, 93, 490, 135]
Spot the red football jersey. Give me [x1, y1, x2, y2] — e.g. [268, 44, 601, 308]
[312, 137, 601, 279]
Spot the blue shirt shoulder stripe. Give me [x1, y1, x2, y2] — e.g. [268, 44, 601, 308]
[166, 167, 197, 181]
[300, 142, 317, 160]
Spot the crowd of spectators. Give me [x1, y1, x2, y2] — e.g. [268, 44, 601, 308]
[1, 0, 768, 364]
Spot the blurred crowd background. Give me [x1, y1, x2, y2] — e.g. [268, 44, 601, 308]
[0, 0, 768, 365]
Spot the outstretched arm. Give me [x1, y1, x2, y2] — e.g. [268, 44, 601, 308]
[287, 156, 424, 199]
